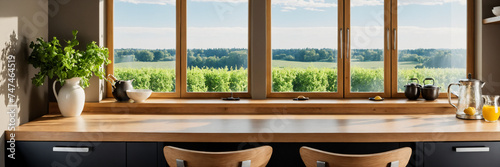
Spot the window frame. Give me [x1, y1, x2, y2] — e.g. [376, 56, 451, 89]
[344, 0, 392, 98]
[389, 0, 476, 98]
[180, 0, 252, 98]
[266, 0, 475, 99]
[106, 0, 252, 98]
[265, 0, 345, 98]
[106, 0, 475, 99]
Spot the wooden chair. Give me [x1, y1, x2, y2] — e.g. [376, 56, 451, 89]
[300, 146, 412, 167]
[163, 145, 273, 167]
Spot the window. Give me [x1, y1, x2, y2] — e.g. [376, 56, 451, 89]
[345, 0, 390, 97]
[393, 0, 470, 97]
[107, 0, 474, 99]
[267, 0, 343, 98]
[183, 0, 250, 97]
[109, 0, 180, 97]
[267, 0, 473, 98]
[108, 0, 250, 98]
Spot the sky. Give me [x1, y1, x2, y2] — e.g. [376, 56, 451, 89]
[114, 0, 467, 50]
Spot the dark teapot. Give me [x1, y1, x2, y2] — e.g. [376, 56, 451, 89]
[107, 74, 134, 102]
[404, 78, 421, 100]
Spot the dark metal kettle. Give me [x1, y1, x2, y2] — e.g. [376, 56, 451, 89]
[107, 74, 134, 102]
[404, 78, 421, 100]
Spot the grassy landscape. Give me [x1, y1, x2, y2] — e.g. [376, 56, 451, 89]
[115, 67, 464, 93]
[116, 60, 419, 69]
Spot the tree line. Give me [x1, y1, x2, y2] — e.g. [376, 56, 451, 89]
[114, 48, 467, 69]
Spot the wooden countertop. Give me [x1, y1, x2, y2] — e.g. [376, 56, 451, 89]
[6, 114, 500, 142]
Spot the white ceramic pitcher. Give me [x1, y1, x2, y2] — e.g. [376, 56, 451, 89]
[53, 77, 85, 117]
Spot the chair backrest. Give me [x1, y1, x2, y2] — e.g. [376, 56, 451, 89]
[163, 145, 273, 167]
[300, 146, 412, 167]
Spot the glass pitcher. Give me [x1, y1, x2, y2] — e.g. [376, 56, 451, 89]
[482, 95, 500, 122]
[448, 74, 485, 120]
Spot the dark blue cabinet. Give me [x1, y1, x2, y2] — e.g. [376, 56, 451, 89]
[6, 141, 126, 167]
[127, 142, 158, 167]
[423, 142, 500, 167]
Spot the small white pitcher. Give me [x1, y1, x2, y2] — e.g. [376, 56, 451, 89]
[53, 77, 85, 117]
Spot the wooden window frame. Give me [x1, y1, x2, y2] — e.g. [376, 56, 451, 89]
[266, 0, 475, 99]
[180, 0, 252, 98]
[266, 0, 345, 98]
[390, 0, 476, 98]
[106, 0, 252, 99]
[343, 0, 391, 98]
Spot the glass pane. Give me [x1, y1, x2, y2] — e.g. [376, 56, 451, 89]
[271, 0, 338, 92]
[350, 0, 385, 92]
[397, 1, 466, 92]
[114, 1, 176, 92]
[186, 0, 248, 93]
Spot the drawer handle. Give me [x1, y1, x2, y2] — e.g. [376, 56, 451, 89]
[455, 147, 490, 153]
[53, 147, 90, 153]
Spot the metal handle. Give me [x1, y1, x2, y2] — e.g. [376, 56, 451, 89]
[409, 78, 419, 84]
[387, 28, 390, 51]
[346, 28, 350, 59]
[340, 28, 343, 60]
[317, 161, 326, 167]
[53, 147, 90, 153]
[423, 78, 435, 86]
[455, 147, 490, 153]
[393, 28, 397, 50]
[448, 83, 460, 109]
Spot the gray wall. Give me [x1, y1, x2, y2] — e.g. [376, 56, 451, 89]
[479, 0, 500, 95]
[0, 0, 49, 166]
[48, 0, 105, 102]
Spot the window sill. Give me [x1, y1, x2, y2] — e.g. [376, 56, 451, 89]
[49, 98, 455, 115]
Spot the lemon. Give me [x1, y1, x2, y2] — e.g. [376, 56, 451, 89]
[464, 107, 476, 116]
[374, 96, 383, 101]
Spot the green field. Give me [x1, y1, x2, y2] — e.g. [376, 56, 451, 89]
[116, 60, 420, 69]
[115, 61, 176, 69]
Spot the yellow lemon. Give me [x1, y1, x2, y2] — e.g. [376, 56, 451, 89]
[464, 107, 476, 116]
[374, 96, 383, 101]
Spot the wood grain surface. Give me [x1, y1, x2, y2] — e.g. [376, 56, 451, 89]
[48, 98, 456, 115]
[7, 114, 500, 142]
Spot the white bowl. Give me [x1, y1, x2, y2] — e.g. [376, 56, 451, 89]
[126, 89, 152, 103]
[493, 7, 500, 16]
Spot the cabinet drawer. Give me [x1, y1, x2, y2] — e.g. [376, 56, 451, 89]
[6, 141, 126, 167]
[423, 142, 500, 167]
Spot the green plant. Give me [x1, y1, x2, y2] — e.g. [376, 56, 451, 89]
[28, 30, 110, 88]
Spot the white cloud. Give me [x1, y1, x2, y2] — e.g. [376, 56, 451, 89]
[398, 0, 466, 6]
[271, 27, 338, 49]
[281, 6, 297, 12]
[115, 26, 466, 50]
[351, 0, 383, 6]
[119, 0, 247, 5]
[304, 7, 325, 11]
[272, 0, 337, 12]
[398, 26, 466, 49]
[115, 27, 176, 49]
[187, 27, 248, 48]
[114, 26, 248, 49]
[192, 0, 247, 3]
[119, 0, 175, 5]
[349, 0, 466, 6]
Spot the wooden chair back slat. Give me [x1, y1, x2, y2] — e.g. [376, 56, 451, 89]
[300, 146, 412, 167]
[164, 145, 273, 167]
